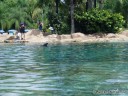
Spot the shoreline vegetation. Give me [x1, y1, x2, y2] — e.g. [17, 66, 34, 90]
[0, 29, 128, 44]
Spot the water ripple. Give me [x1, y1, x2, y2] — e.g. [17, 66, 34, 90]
[0, 43, 128, 96]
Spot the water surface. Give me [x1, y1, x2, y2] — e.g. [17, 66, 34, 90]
[0, 43, 128, 96]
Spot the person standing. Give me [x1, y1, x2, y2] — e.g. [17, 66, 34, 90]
[20, 23, 25, 40]
[49, 26, 54, 34]
[38, 21, 43, 31]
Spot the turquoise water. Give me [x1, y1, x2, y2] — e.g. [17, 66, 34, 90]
[0, 43, 128, 96]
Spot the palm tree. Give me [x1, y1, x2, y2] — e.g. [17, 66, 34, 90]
[70, 0, 75, 34]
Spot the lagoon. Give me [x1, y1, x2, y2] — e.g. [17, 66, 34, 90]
[0, 43, 128, 96]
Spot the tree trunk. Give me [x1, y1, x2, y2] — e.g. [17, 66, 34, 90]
[86, 0, 89, 11]
[55, 0, 61, 39]
[71, 0, 75, 35]
[99, 0, 104, 9]
[55, 0, 59, 14]
[94, 0, 96, 8]
[88, 0, 93, 9]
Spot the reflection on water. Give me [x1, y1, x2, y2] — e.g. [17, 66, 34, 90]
[0, 43, 128, 96]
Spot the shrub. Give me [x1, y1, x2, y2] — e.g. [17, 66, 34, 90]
[75, 9, 125, 34]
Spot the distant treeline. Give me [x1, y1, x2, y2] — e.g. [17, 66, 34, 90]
[0, 0, 128, 34]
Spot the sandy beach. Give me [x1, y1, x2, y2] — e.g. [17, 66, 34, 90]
[1, 29, 128, 44]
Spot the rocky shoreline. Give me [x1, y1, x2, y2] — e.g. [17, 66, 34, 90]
[0, 29, 128, 44]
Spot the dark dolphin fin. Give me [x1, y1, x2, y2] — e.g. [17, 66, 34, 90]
[42, 43, 48, 47]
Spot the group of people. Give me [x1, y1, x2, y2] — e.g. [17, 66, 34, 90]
[18, 21, 44, 40]
[17, 21, 54, 40]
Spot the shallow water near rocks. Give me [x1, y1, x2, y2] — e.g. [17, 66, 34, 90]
[0, 43, 128, 96]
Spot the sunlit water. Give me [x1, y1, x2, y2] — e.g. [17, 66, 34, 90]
[0, 43, 128, 96]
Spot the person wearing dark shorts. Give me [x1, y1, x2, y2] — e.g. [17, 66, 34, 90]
[20, 24, 25, 40]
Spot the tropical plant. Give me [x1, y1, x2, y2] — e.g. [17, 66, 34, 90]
[104, 0, 128, 27]
[0, 0, 43, 30]
[0, 0, 127, 34]
[122, 0, 128, 27]
[75, 9, 125, 33]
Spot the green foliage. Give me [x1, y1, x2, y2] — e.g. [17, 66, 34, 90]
[0, 0, 127, 34]
[75, 9, 125, 34]
[122, 0, 128, 27]
[0, 0, 43, 31]
[103, 0, 117, 12]
[104, 0, 128, 28]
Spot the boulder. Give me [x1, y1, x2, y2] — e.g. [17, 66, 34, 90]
[71, 32, 85, 38]
[106, 33, 116, 38]
[61, 34, 71, 39]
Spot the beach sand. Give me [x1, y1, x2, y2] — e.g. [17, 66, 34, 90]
[1, 29, 128, 44]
